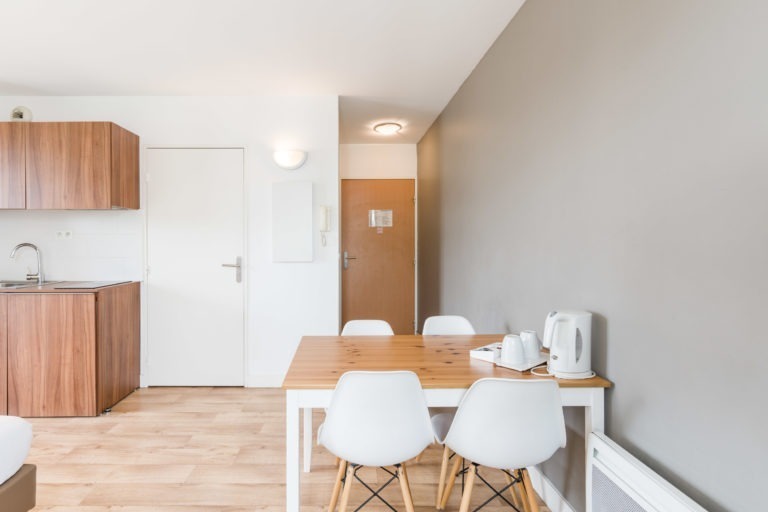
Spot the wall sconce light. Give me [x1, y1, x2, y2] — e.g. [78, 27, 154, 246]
[273, 149, 307, 170]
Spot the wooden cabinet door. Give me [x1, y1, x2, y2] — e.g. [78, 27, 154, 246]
[0, 295, 7, 414]
[110, 124, 140, 209]
[7, 294, 97, 417]
[96, 283, 140, 412]
[0, 122, 26, 209]
[26, 122, 111, 209]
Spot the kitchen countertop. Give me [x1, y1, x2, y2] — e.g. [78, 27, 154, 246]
[0, 281, 136, 293]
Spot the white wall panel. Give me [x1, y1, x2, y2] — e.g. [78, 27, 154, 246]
[272, 181, 313, 262]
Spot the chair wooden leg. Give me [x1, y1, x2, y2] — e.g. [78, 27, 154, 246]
[403, 464, 415, 505]
[521, 468, 540, 512]
[516, 469, 531, 512]
[436, 445, 451, 508]
[440, 455, 463, 509]
[458, 463, 477, 512]
[504, 471, 522, 509]
[338, 463, 356, 512]
[328, 459, 347, 512]
[413, 446, 426, 464]
[397, 463, 416, 512]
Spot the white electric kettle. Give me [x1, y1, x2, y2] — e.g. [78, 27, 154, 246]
[541, 310, 594, 379]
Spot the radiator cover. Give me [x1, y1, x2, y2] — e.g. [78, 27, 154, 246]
[587, 432, 707, 512]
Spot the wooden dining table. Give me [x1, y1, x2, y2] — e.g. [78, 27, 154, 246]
[282, 334, 612, 512]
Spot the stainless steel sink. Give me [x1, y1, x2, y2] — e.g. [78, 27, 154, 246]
[0, 280, 60, 289]
[0, 280, 37, 289]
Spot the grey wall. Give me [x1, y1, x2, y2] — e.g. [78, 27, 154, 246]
[417, 1, 768, 511]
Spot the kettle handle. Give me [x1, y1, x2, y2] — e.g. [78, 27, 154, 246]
[542, 311, 559, 348]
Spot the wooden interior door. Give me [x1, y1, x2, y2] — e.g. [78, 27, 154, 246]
[341, 179, 415, 334]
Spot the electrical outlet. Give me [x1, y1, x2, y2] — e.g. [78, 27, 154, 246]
[56, 230, 73, 239]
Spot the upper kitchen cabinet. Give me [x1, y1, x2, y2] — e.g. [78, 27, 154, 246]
[0, 121, 139, 210]
[26, 122, 139, 209]
[0, 123, 26, 209]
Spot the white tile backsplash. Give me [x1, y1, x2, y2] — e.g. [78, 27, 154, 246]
[0, 210, 143, 281]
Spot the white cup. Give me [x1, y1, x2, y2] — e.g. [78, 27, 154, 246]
[520, 330, 541, 361]
[500, 334, 525, 364]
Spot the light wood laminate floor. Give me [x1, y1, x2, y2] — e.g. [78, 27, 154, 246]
[27, 387, 550, 511]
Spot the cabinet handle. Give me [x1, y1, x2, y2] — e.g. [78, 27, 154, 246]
[222, 256, 242, 283]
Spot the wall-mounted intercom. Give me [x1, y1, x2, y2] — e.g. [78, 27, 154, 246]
[319, 205, 331, 246]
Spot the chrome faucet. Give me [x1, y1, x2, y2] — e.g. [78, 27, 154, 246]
[9, 243, 44, 285]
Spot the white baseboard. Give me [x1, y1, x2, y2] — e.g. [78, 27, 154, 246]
[245, 373, 284, 387]
[139, 374, 284, 388]
[528, 466, 575, 512]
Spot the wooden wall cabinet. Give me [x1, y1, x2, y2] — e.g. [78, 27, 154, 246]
[0, 123, 25, 209]
[0, 121, 139, 210]
[26, 122, 139, 209]
[4, 283, 140, 417]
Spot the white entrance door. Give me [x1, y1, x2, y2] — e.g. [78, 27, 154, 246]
[146, 148, 245, 386]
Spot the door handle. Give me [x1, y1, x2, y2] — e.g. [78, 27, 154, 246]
[222, 256, 242, 283]
[343, 251, 357, 270]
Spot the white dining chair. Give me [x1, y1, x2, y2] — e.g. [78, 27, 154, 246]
[436, 378, 566, 512]
[341, 319, 394, 335]
[306, 319, 396, 473]
[319, 371, 434, 512]
[422, 315, 476, 335]
[418, 315, 476, 465]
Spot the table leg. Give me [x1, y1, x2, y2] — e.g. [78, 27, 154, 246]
[303, 407, 313, 472]
[584, 388, 604, 512]
[286, 390, 300, 512]
[585, 388, 605, 433]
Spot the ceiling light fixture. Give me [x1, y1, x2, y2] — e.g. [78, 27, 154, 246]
[373, 122, 402, 135]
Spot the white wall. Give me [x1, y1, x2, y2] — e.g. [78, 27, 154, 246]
[0, 96, 340, 386]
[340, 144, 416, 178]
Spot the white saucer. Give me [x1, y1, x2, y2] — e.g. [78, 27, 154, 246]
[494, 351, 548, 372]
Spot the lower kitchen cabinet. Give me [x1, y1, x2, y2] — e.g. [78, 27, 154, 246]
[4, 282, 139, 417]
[95, 283, 141, 414]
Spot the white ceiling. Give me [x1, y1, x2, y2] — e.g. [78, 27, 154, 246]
[0, 0, 524, 143]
